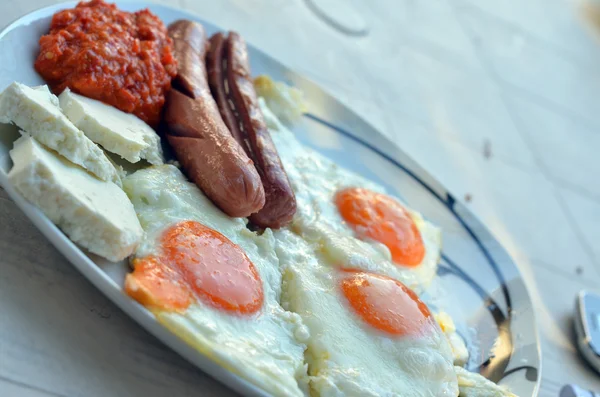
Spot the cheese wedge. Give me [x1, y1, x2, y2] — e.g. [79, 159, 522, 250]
[0, 82, 120, 185]
[59, 89, 164, 165]
[8, 134, 143, 262]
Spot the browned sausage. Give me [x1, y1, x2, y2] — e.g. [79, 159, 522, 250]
[207, 31, 297, 229]
[206, 33, 246, 147]
[165, 21, 265, 217]
[167, 20, 209, 99]
[168, 20, 207, 54]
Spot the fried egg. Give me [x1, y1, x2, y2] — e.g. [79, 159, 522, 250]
[262, 100, 441, 290]
[274, 229, 458, 396]
[122, 165, 309, 397]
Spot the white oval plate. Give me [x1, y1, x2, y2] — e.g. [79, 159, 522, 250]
[0, 2, 541, 396]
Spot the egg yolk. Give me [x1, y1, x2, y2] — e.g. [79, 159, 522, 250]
[126, 256, 192, 312]
[340, 271, 432, 336]
[335, 187, 425, 267]
[125, 221, 264, 315]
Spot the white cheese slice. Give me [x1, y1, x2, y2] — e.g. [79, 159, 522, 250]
[59, 89, 164, 165]
[0, 82, 121, 185]
[8, 134, 143, 262]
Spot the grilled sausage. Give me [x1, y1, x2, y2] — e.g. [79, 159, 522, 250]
[207, 31, 297, 229]
[168, 20, 209, 99]
[207, 32, 246, 146]
[164, 21, 265, 217]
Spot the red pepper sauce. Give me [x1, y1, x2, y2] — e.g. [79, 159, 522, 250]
[34, 0, 177, 127]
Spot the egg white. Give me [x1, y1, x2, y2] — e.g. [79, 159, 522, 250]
[435, 312, 470, 367]
[123, 165, 309, 397]
[274, 228, 459, 397]
[262, 100, 441, 290]
[455, 366, 517, 397]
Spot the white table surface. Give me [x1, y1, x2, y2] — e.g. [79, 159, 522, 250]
[1, 0, 600, 396]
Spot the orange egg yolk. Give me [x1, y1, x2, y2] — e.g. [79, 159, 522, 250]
[125, 221, 264, 315]
[335, 187, 425, 267]
[340, 271, 432, 336]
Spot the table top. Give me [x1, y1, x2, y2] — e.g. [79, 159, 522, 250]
[2, 0, 600, 396]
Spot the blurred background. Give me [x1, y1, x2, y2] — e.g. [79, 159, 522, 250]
[2, 0, 600, 396]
